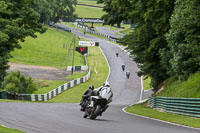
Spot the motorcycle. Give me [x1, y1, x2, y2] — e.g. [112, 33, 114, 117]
[81, 86, 113, 120]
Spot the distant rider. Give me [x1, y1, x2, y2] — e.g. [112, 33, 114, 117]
[126, 71, 130, 79]
[122, 65, 125, 71]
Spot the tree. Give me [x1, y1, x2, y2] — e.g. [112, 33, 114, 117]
[121, 0, 175, 90]
[49, 0, 77, 22]
[33, 0, 52, 24]
[0, 0, 45, 87]
[33, 0, 77, 24]
[97, 0, 130, 27]
[164, 0, 200, 80]
[2, 71, 37, 94]
[100, 0, 200, 90]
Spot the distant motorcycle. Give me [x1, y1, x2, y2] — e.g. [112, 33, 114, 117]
[82, 86, 113, 120]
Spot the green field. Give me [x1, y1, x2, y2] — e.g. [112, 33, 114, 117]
[75, 5, 105, 18]
[47, 46, 109, 103]
[9, 28, 85, 68]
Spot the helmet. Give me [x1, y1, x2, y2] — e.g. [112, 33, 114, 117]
[89, 85, 94, 90]
[103, 81, 110, 87]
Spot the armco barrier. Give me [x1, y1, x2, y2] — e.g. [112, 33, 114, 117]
[148, 96, 200, 118]
[0, 69, 91, 101]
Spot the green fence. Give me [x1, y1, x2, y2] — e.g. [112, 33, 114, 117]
[148, 96, 200, 118]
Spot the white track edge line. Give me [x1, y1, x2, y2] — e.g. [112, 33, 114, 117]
[140, 76, 144, 101]
[1, 124, 9, 128]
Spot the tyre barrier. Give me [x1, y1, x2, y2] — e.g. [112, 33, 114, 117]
[0, 69, 91, 101]
[148, 96, 200, 118]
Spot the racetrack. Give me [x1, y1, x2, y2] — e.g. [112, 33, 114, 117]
[0, 24, 199, 133]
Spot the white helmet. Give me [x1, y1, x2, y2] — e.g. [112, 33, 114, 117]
[103, 81, 110, 87]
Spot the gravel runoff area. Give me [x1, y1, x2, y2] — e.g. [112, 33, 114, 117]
[7, 63, 72, 81]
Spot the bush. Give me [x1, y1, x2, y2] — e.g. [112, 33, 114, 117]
[1, 71, 37, 94]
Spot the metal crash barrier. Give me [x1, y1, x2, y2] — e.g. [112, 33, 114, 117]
[148, 96, 200, 118]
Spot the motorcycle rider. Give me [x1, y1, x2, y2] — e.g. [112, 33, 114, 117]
[98, 81, 112, 101]
[80, 85, 96, 111]
[97, 81, 113, 114]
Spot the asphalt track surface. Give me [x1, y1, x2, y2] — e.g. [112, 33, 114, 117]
[0, 24, 199, 133]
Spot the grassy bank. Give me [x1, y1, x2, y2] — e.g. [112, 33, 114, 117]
[125, 103, 200, 128]
[9, 28, 85, 68]
[155, 71, 200, 98]
[47, 46, 109, 103]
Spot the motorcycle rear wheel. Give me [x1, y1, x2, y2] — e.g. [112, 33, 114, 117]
[90, 105, 101, 120]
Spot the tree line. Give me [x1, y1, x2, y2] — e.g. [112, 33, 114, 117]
[0, 0, 77, 92]
[98, 0, 200, 91]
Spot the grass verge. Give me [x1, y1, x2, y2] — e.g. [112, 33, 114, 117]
[66, 72, 87, 79]
[125, 102, 200, 128]
[46, 46, 109, 103]
[33, 72, 87, 94]
[0, 125, 25, 133]
[33, 80, 67, 94]
[143, 76, 151, 90]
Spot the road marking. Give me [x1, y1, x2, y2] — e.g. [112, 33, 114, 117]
[94, 48, 98, 75]
[1, 124, 9, 128]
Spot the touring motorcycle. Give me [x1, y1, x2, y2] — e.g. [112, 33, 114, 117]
[81, 86, 113, 120]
